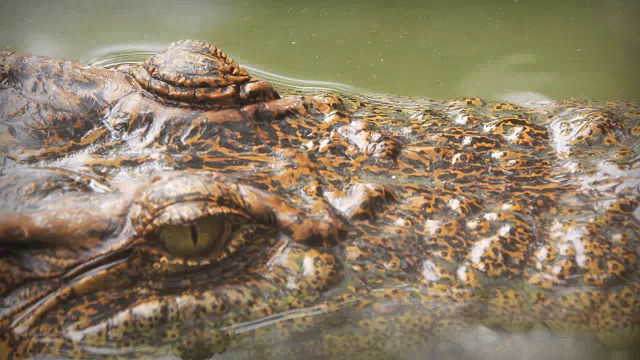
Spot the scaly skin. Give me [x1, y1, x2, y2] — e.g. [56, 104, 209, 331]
[0, 40, 639, 359]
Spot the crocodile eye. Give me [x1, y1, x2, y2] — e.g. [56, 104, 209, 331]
[157, 214, 238, 258]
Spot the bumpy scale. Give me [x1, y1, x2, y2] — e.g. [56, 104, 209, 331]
[0, 40, 639, 359]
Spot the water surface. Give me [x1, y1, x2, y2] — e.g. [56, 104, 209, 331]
[1, 0, 638, 101]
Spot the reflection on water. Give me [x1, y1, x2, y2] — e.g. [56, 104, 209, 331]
[87, 46, 362, 97]
[213, 300, 609, 360]
[461, 53, 556, 103]
[0, 0, 638, 100]
[86, 46, 160, 68]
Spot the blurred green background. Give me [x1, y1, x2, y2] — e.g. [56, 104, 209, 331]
[1, 0, 638, 101]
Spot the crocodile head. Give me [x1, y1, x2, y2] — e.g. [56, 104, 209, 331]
[0, 40, 639, 359]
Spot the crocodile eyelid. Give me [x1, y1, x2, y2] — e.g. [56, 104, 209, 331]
[131, 172, 347, 247]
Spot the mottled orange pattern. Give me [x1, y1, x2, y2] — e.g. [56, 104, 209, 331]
[0, 40, 638, 359]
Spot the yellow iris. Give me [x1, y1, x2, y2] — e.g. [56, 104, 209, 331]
[157, 215, 234, 258]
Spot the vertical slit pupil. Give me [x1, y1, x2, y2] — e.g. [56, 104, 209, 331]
[190, 224, 198, 246]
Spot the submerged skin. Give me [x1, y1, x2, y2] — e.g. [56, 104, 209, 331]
[0, 40, 639, 359]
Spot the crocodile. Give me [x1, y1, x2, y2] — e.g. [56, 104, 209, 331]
[0, 40, 639, 360]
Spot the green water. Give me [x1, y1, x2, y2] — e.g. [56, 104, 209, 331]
[0, 0, 638, 101]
